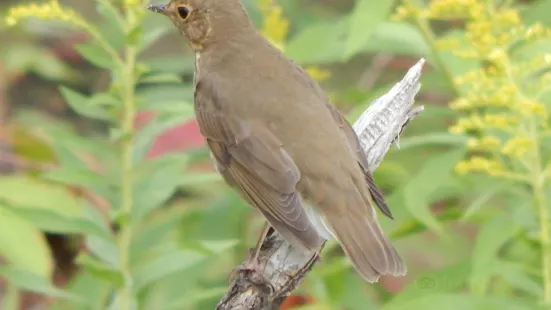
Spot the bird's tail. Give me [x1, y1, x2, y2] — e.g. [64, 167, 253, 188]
[328, 211, 406, 282]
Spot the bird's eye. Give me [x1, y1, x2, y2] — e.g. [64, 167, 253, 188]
[177, 6, 191, 20]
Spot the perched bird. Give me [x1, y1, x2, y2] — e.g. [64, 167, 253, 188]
[147, 0, 406, 282]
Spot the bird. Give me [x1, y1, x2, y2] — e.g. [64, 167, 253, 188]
[147, 0, 406, 283]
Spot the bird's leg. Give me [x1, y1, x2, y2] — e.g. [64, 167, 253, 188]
[229, 222, 274, 290]
[245, 221, 271, 269]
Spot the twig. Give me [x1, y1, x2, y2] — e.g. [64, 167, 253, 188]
[217, 58, 426, 310]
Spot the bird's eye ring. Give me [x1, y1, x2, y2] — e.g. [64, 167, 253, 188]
[177, 6, 191, 20]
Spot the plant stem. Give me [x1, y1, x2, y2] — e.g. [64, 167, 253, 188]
[2, 282, 19, 310]
[530, 121, 551, 305]
[405, 1, 460, 97]
[117, 43, 138, 310]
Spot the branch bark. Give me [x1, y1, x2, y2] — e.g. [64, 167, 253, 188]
[217, 58, 426, 310]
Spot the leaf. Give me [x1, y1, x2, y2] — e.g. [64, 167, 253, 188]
[3, 43, 78, 81]
[388, 261, 470, 306]
[401, 148, 466, 235]
[6, 205, 111, 239]
[0, 175, 83, 217]
[344, 0, 397, 59]
[48, 270, 112, 310]
[497, 260, 543, 296]
[96, 0, 125, 50]
[359, 22, 429, 57]
[139, 27, 170, 52]
[461, 181, 512, 220]
[198, 239, 239, 254]
[470, 212, 521, 293]
[166, 287, 227, 310]
[142, 56, 195, 74]
[0, 206, 53, 278]
[0, 266, 79, 301]
[133, 155, 189, 218]
[133, 113, 192, 163]
[382, 293, 535, 310]
[43, 166, 115, 203]
[59, 86, 112, 121]
[75, 42, 114, 69]
[286, 20, 348, 65]
[396, 133, 468, 150]
[86, 235, 120, 268]
[179, 172, 222, 187]
[75, 253, 124, 288]
[523, 0, 551, 27]
[133, 249, 207, 290]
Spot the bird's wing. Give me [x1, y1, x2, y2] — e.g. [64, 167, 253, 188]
[194, 80, 323, 251]
[324, 102, 394, 219]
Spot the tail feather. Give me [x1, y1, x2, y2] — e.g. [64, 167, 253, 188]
[329, 213, 406, 282]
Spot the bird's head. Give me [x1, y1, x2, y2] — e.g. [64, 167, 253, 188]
[147, 0, 252, 51]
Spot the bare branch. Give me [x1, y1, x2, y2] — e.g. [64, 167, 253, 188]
[217, 58, 426, 310]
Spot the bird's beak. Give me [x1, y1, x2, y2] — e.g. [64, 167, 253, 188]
[147, 3, 168, 15]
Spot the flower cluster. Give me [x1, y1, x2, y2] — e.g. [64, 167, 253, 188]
[5, 0, 85, 28]
[396, 0, 551, 179]
[256, 0, 329, 82]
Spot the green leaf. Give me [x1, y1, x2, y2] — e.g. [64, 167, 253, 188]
[59, 86, 112, 121]
[143, 56, 195, 74]
[344, 0, 397, 59]
[48, 270, 112, 310]
[396, 133, 468, 150]
[0, 266, 79, 301]
[401, 148, 466, 235]
[133, 113, 192, 163]
[0, 175, 83, 217]
[6, 204, 111, 239]
[523, 0, 551, 27]
[43, 166, 115, 203]
[139, 72, 182, 84]
[75, 253, 124, 288]
[75, 42, 114, 69]
[498, 260, 543, 296]
[382, 293, 535, 310]
[461, 181, 512, 220]
[286, 19, 348, 65]
[139, 27, 170, 52]
[133, 155, 189, 218]
[359, 22, 429, 57]
[469, 212, 521, 293]
[86, 235, 120, 268]
[179, 172, 222, 187]
[166, 287, 227, 310]
[133, 249, 207, 290]
[96, 0, 125, 50]
[0, 206, 53, 278]
[388, 262, 469, 306]
[4, 43, 78, 81]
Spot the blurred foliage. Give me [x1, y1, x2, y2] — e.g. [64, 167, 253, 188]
[0, 0, 549, 309]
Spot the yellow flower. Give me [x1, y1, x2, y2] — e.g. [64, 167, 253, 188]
[501, 137, 534, 158]
[455, 156, 504, 176]
[5, 0, 85, 28]
[306, 66, 330, 82]
[258, 2, 289, 50]
[467, 136, 501, 151]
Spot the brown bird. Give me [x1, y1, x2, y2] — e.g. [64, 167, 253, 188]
[147, 0, 406, 282]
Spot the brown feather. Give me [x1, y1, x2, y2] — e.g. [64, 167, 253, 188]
[156, 0, 407, 282]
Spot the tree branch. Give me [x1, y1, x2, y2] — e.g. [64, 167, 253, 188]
[217, 58, 426, 310]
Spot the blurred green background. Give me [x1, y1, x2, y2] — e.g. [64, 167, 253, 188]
[0, 0, 550, 309]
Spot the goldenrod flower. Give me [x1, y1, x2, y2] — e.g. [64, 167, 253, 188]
[5, 0, 85, 28]
[502, 136, 534, 159]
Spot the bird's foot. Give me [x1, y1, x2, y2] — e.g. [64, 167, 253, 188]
[228, 249, 274, 293]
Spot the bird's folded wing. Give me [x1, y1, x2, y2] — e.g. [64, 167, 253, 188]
[324, 102, 394, 219]
[196, 105, 322, 250]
